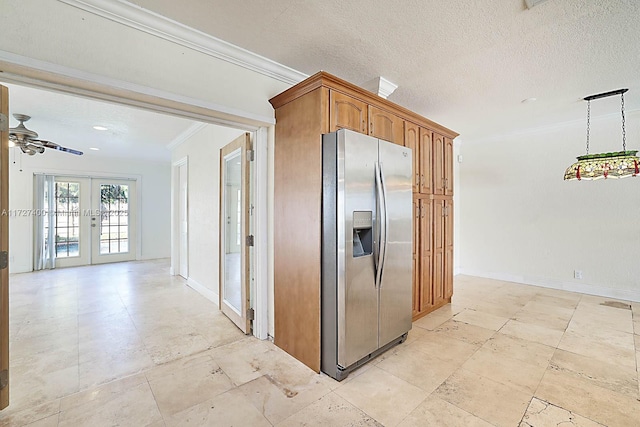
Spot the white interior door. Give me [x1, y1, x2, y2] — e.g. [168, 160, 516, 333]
[54, 177, 91, 268]
[178, 162, 188, 278]
[220, 133, 251, 334]
[91, 178, 137, 264]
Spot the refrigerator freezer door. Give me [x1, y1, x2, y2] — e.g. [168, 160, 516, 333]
[338, 130, 379, 368]
[377, 140, 413, 347]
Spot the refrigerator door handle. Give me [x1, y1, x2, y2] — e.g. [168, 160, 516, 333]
[374, 162, 385, 288]
[378, 163, 389, 287]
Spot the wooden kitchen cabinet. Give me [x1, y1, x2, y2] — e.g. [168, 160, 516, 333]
[444, 137, 454, 196]
[419, 198, 433, 311]
[433, 133, 445, 195]
[431, 198, 453, 308]
[419, 127, 432, 195]
[404, 122, 420, 192]
[269, 71, 458, 371]
[329, 90, 367, 133]
[433, 133, 454, 196]
[444, 199, 454, 299]
[369, 105, 404, 145]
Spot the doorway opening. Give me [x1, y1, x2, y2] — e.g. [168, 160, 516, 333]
[34, 176, 138, 269]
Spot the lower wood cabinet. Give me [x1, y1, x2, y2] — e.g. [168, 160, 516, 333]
[413, 196, 453, 320]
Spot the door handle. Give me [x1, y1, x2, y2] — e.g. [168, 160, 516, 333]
[374, 162, 384, 288]
[378, 163, 389, 288]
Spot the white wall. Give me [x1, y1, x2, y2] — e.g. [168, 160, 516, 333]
[458, 110, 640, 301]
[171, 124, 244, 300]
[8, 150, 171, 273]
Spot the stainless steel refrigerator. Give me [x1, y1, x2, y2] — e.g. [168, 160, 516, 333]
[322, 129, 413, 381]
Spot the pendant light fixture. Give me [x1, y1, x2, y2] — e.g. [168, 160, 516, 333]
[564, 88, 639, 181]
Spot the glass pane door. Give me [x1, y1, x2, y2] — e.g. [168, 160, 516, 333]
[91, 178, 136, 264]
[98, 183, 130, 254]
[53, 177, 91, 268]
[219, 133, 251, 334]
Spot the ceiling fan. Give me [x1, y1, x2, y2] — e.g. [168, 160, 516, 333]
[8, 114, 83, 156]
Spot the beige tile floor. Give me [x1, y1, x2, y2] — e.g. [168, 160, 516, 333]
[1, 260, 639, 426]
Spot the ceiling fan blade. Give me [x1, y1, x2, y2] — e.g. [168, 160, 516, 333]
[55, 146, 84, 156]
[34, 139, 84, 156]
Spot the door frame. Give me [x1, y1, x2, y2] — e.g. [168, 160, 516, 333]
[30, 170, 142, 270]
[170, 156, 188, 278]
[1, 84, 10, 409]
[90, 177, 138, 265]
[52, 176, 91, 268]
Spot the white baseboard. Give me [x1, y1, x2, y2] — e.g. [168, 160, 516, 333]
[169, 266, 175, 276]
[186, 277, 219, 306]
[458, 268, 640, 302]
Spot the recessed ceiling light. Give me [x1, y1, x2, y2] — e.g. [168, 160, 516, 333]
[521, 97, 537, 104]
[89, 147, 100, 151]
[93, 125, 108, 131]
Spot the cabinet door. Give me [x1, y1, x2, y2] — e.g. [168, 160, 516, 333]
[432, 199, 445, 304]
[412, 200, 420, 316]
[404, 122, 420, 193]
[369, 105, 404, 145]
[420, 199, 433, 310]
[419, 128, 432, 195]
[329, 91, 367, 134]
[444, 199, 453, 299]
[444, 137, 454, 196]
[432, 133, 445, 195]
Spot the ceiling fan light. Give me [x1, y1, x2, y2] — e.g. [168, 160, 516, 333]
[8, 140, 15, 148]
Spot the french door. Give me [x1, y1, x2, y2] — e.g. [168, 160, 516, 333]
[47, 177, 137, 268]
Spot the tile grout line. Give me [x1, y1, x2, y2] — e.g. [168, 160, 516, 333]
[523, 293, 613, 427]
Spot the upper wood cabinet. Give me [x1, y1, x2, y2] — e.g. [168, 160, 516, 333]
[329, 90, 367, 134]
[404, 122, 420, 192]
[419, 128, 433, 195]
[444, 137, 454, 196]
[432, 133, 445, 195]
[432, 133, 454, 196]
[369, 105, 404, 145]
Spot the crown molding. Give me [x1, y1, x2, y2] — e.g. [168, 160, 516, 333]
[58, 0, 308, 86]
[167, 122, 207, 150]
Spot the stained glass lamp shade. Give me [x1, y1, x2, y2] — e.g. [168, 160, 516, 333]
[564, 89, 639, 181]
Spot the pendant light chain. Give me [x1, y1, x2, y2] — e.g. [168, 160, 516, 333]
[621, 92, 626, 151]
[586, 99, 591, 154]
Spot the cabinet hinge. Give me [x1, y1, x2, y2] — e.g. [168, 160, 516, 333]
[0, 113, 8, 132]
[246, 235, 254, 246]
[0, 370, 7, 390]
[247, 149, 254, 161]
[246, 308, 255, 321]
[0, 251, 7, 270]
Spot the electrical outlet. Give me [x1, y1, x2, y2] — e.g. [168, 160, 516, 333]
[574, 270, 583, 279]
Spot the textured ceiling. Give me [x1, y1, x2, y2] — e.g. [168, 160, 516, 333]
[3, 82, 196, 161]
[129, 0, 640, 141]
